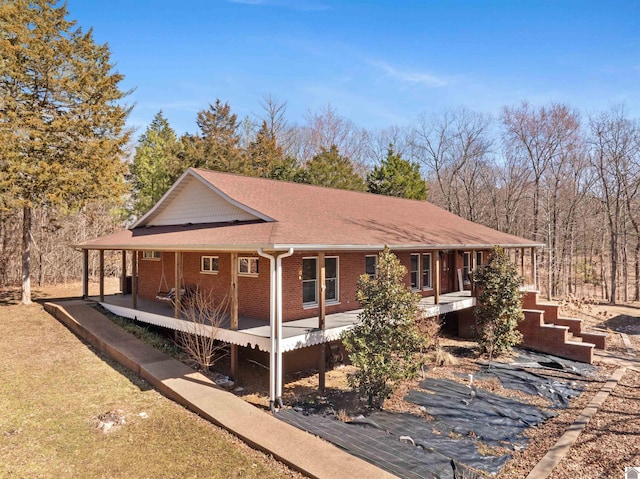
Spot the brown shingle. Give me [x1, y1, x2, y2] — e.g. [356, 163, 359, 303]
[77, 168, 541, 251]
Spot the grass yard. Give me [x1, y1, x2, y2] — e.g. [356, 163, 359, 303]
[0, 288, 301, 479]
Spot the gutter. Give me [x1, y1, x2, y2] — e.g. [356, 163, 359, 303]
[275, 248, 294, 408]
[257, 247, 294, 412]
[72, 242, 545, 252]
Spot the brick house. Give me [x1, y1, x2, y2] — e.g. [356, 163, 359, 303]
[76, 167, 602, 408]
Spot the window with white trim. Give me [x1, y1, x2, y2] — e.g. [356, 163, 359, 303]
[463, 252, 472, 283]
[201, 256, 219, 274]
[325, 257, 338, 302]
[365, 255, 377, 280]
[302, 258, 317, 305]
[239, 257, 259, 276]
[422, 253, 432, 289]
[302, 256, 339, 306]
[410, 253, 420, 291]
[142, 251, 161, 260]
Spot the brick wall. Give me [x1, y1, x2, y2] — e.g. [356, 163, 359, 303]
[136, 249, 487, 322]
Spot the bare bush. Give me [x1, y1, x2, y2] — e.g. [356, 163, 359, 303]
[418, 313, 443, 350]
[177, 287, 229, 372]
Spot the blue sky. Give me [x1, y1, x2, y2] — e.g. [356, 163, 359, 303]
[68, 0, 640, 139]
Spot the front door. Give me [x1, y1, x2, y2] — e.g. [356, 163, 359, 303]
[440, 252, 455, 294]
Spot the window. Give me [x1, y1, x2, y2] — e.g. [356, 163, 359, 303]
[422, 253, 432, 289]
[142, 251, 161, 260]
[239, 257, 259, 276]
[302, 258, 317, 305]
[476, 251, 483, 268]
[410, 254, 420, 290]
[201, 256, 219, 274]
[365, 255, 377, 279]
[325, 257, 338, 302]
[463, 252, 472, 283]
[303, 256, 339, 306]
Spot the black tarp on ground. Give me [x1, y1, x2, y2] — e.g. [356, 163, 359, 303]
[277, 350, 593, 478]
[472, 349, 597, 408]
[406, 378, 555, 449]
[277, 408, 485, 479]
[508, 350, 597, 376]
[277, 377, 556, 478]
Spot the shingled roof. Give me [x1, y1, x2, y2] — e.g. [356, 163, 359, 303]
[77, 168, 542, 251]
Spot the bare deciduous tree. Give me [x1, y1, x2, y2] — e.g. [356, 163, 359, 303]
[293, 104, 370, 173]
[177, 287, 229, 371]
[588, 106, 640, 304]
[411, 108, 494, 221]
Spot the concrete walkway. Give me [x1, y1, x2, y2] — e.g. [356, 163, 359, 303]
[44, 300, 397, 479]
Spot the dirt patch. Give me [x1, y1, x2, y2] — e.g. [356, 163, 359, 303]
[94, 409, 127, 433]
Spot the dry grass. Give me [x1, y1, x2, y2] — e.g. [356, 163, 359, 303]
[0, 282, 302, 479]
[8, 281, 638, 478]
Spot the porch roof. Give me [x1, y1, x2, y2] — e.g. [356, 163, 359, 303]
[76, 168, 543, 252]
[95, 291, 476, 353]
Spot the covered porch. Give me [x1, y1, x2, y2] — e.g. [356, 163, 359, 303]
[93, 290, 476, 354]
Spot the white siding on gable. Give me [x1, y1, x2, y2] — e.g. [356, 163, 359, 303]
[149, 177, 259, 226]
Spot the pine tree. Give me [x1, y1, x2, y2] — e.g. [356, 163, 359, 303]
[367, 145, 427, 200]
[130, 111, 178, 217]
[187, 99, 247, 174]
[0, 0, 130, 304]
[342, 248, 424, 407]
[246, 120, 301, 179]
[474, 246, 524, 358]
[302, 145, 366, 191]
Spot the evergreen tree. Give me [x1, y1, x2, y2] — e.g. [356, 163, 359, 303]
[342, 248, 424, 407]
[0, 0, 130, 304]
[189, 99, 247, 174]
[474, 246, 524, 359]
[302, 145, 366, 191]
[367, 145, 427, 200]
[246, 120, 301, 179]
[130, 111, 178, 217]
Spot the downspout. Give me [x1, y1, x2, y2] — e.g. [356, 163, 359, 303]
[257, 249, 277, 412]
[275, 248, 294, 408]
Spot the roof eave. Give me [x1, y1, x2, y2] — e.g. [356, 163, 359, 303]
[73, 242, 544, 252]
[272, 243, 545, 251]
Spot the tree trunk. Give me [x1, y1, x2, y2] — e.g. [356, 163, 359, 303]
[609, 230, 617, 304]
[21, 205, 32, 305]
[635, 238, 640, 301]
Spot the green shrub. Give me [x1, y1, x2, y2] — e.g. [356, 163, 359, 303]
[342, 247, 424, 408]
[474, 246, 524, 359]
